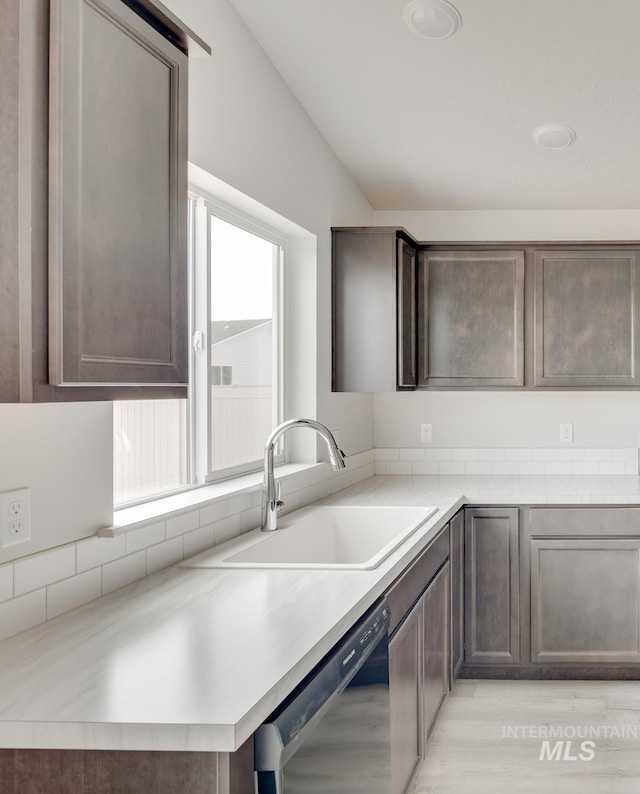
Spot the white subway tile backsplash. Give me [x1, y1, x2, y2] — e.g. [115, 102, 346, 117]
[199, 500, 230, 527]
[464, 462, 492, 475]
[76, 535, 126, 573]
[13, 546, 76, 597]
[479, 449, 506, 462]
[558, 449, 587, 462]
[47, 569, 102, 620]
[438, 462, 465, 475]
[546, 462, 572, 475]
[0, 564, 13, 603]
[399, 449, 426, 462]
[572, 462, 599, 475]
[506, 449, 532, 462]
[147, 537, 184, 575]
[517, 462, 545, 475]
[532, 448, 559, 462]
[626, 463, 638, 475]
[385, 462, 413, 476]
[0, 589, 46, 641]
[375, 449, 399, 462]
[452, 449, 479, 462]
[598, 462, 627, 475]
[226, 493, 255, 516]
[183, 524, 215, 558]
[213, 514, 243, 545]
[492, 462, 519, 475]
[613, 448, 638, 463]
[102, 552, 147, 596]
[586, 448, 612, 462]
[412, 462, 439, 475]
[374, 462, 387, 475]
[165, 510, 199, 539]
[425, 449, 452, 462]
[241, 506, 262, 533]
[125, 522, 165, 554]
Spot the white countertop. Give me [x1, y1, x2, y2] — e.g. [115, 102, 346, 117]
[3, 474, 640, 754]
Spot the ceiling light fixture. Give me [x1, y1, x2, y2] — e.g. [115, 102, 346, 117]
[532, 123, 577, 150]
[403, 0, 462, 40]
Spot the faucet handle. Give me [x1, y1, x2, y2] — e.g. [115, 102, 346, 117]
[276, 480, 284, 511]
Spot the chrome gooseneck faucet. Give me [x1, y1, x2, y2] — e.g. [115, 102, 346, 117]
[261, 418, 346, 531]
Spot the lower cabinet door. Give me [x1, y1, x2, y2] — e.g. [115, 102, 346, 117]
[422, 563, 450, 744]
[530, 538, 640, 664]
[389, 601, 421, 794]
[464, 507, 521, 665]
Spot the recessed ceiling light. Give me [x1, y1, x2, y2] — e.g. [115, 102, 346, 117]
[532, 123, 577, 150]
[403, 0, 462, 40]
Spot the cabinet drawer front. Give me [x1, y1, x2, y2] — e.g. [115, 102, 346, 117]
[530, 539, 640, 663]
[530, 507, 640, 537]
[387, 527, 449, 634]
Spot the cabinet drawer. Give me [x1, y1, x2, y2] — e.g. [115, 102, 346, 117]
[387, 526, 449, 634]
[530, 508, 640, 537]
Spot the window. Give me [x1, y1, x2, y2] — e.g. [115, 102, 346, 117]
[197, 200, 284, 481]
[113, 192, 285, 504]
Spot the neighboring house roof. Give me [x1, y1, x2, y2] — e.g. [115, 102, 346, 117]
[210, 319, 271, 344]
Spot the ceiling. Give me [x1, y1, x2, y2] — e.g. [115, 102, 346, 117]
[227, 0, 640, 211]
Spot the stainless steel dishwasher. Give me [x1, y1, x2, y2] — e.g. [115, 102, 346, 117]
[254, 598, 392, 793]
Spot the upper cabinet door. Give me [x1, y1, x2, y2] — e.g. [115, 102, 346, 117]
[332, 228, 417, 392]
[534, 250, 640, 387]
[48, 0, 188, 389]
[418, 250, 525, 387]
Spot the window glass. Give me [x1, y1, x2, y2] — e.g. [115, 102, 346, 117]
[208, 215, 281, 473]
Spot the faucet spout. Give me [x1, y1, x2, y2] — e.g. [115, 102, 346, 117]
[261, 419, 346, 531]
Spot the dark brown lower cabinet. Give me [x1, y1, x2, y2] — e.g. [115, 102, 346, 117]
[0, 741, 253, 794]
[464, 507, 520, 666]
[530, 538, 640, 664]
[422, 563, 449, 744]
[387, 522, 453, 794]
[389, 600, 421, 794]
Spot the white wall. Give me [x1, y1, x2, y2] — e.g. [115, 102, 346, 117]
[373, 209, 640, 242]
[0, 403, 112, 564]
[373, 209, 640, 450]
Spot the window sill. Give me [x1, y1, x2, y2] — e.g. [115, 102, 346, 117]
[100, 462, 326, 538]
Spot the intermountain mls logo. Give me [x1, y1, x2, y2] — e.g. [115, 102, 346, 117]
[502, 724, 638, 761]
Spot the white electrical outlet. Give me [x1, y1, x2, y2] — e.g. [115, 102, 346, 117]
[420, 423, 433, 443]
[0, 488, 31, 548]
[559, 422, 573, 443]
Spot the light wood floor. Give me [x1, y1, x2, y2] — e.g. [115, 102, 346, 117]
[410, 680, 640, 794]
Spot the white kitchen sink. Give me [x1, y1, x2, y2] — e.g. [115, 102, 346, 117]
[182, 505, 437, 570]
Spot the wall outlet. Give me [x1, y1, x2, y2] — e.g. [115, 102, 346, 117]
[559, 422, 573, 443]
[420, 423, 433, 443]
[0, 488, 31, 548]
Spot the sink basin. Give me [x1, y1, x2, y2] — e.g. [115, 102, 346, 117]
[182, 505, 437, 570]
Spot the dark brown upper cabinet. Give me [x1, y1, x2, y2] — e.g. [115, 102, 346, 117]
[0, 0, 207, 402]
[533, 249, 640, 387]
[417, 250, 525, 387]
[332, 227, 417, 392]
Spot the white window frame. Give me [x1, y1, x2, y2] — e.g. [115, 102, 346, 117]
[191, 190, 286, 484]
